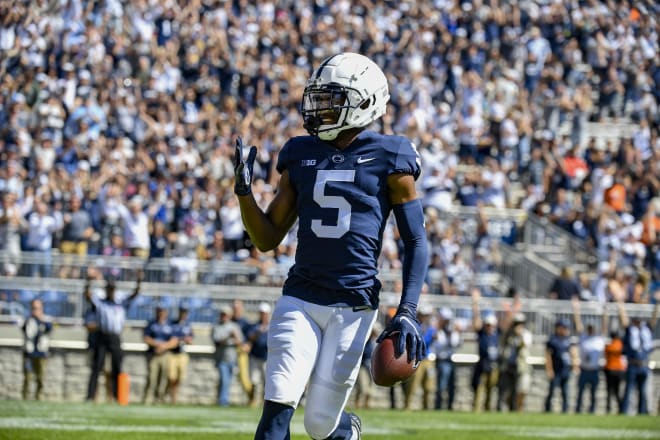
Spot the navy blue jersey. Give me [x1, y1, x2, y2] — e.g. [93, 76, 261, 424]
[143, 319, 174, 354]
[170, 318, 193, 353]
[546, 334, 572, 373]
[276, 130, 421, 308]
[477, 328, 500, 372]
[248, 324, 268, 361]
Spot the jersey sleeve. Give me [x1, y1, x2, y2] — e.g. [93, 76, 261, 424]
[143, 322, 154, 338]
[389, 137, 422, 180]
[275, 140, 293, 174]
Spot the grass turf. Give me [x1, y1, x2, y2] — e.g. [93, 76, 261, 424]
[0, 400, 658, 440]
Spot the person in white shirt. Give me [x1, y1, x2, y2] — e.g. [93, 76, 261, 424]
[0, 191, 27, 276]
[431, 307, 462, 410]
[571, 297, 606, 414]
[119, 195, 150, 258]
[25, 199, 61, 277]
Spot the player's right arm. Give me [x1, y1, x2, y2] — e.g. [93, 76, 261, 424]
[233, 137, 297, 252]
[545, 347, 554, 379]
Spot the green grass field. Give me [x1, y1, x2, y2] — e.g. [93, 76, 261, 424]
[0, 400, 658, 440]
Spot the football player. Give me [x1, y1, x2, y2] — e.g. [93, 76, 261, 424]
[234, 52, 428, 440]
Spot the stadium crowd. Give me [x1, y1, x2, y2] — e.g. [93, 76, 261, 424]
[0, 0, 659, 304]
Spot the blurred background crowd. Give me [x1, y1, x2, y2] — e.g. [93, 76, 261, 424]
[0, 0, 659, 303]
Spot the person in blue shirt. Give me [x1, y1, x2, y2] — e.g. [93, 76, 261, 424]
[470, 289, 500, 412]
[248, 302, 271, 408]
[544, 318, 578, 413]
[571, 297, 605, 414]
[167, 305, 194, 404]
[142, 306, 178, 404]
[21, 299, 53, 400]
[431, 307, 461, 411]
[616, 292, 658, 415]
[234, 52, 427, 440]
[231, 299, 255, 402]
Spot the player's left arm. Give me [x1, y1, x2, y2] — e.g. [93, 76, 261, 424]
[379, 172, 429, 363]
[387, 173, 428, 311]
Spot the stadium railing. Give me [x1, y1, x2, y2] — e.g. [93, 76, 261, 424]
[1, 275, 657, 339]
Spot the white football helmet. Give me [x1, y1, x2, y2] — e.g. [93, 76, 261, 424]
[302, 52, 390, 141]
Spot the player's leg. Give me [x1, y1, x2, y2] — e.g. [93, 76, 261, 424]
[544, 376, 557, 412]
[637, 368, 649, 414]
[559, 373, 570, 413]
[620, 366, 634, 414]
[613, 371, 624, 413]
[156, 353, 171, 403]
[34, 357, 46, 400]
[447, 361, 456, 410]
[87, 339, 107, 401]
[303, 305, 377, 440]
[143, 356, 155, 404]
[167, 355, 176, 403]
[108, 335, 123, 400]
[575, 370, 586, 413]
[255, 296, 322, 440]
[22, 355, 33, 400]
[237, 349, 253, 400]
[422, 360, 436, 410]
[588, 371, 598, 413]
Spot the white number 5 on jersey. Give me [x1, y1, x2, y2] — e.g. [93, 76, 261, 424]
[312, 170, 355, 238]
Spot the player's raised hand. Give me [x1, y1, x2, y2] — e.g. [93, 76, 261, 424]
[377, 304, 425, 363]
[233, 136, 257, 196]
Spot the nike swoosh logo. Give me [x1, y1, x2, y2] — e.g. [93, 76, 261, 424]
[356, 157, 376, 164]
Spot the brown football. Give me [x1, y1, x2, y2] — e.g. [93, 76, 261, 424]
[370, 331, 418, 387]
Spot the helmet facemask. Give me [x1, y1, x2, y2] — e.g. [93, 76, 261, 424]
[302, 83, 363, 141]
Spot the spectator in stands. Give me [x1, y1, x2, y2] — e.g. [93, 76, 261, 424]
[59, 195, 94, 279]
[142, 305, 178, 405]
[149, 220, 168, 261]
[25, 199, 62, 278]
[248, 302, 270, 408]
[431, 307, 461, 411]
[571, 298, 606, 414]
[119, 195, 150, 259]
[470, 289, 500, 412]
[548, 266, 581, 300]
[615, 289, 659, 415]
[0, 190, 26, 276]
[219, 195, 245, 256]
[101, 230, 130, 279]
[404, 304, 437, 410]
[21, 299, 52, 400]
[544, 318, 578, 413]
[169, 215, 205, 283]
[231, 299, 254, 403]
[167, 305, 193, 405]
[212, 305, 243, 407]
[84, 270, 142, 403]
[0, 0, 658, 367]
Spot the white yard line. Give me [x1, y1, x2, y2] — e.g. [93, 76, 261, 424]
[0, 416, 658, 438]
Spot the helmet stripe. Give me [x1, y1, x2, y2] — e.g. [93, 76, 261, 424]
[315, 54, 340, 79]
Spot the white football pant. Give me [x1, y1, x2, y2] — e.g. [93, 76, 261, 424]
[264, 295, 377, 439]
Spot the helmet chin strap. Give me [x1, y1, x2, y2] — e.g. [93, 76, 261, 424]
[318, 129, 339, 141]
[303, 115, 324, 136]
